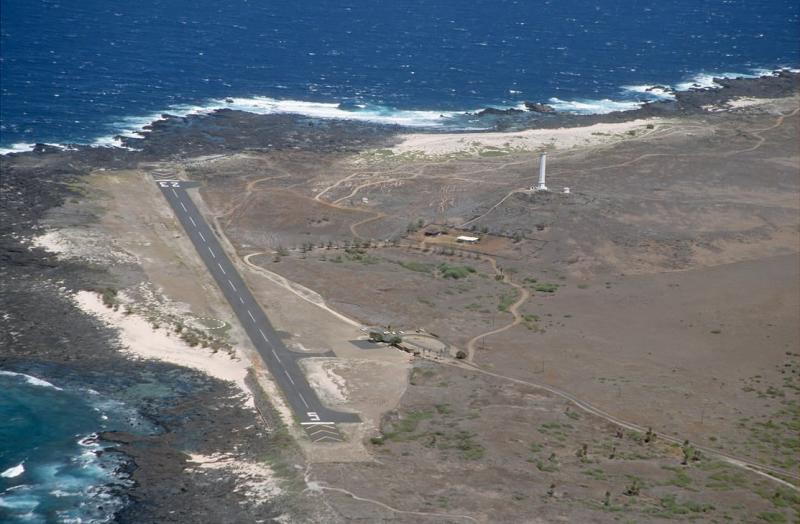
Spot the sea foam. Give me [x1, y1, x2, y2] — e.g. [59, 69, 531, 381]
[1, 463, 25, 478]
[2, 67, 795, 156]
[0, 371, 62, 390]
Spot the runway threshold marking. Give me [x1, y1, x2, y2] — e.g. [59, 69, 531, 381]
[301, 422, 345, 443]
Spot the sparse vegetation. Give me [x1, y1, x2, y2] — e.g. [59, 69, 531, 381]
[497, 290, 519, 312]
[533, 282, 559, 293]
[438, 263, 476, 279]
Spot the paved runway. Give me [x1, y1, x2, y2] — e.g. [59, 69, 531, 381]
[155, 176, 359, 443]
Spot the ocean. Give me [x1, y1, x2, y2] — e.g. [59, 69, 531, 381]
[1, 0, 798, 153]
[0, 371, 143, 523]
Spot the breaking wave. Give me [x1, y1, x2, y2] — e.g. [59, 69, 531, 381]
[2, 67, 797, 155]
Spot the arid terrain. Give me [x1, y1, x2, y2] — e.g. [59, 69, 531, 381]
[2, 83, 798, 522]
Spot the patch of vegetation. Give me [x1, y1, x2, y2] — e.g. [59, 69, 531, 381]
[100, 287, 119, 309]
[438, 263, 476, 279]
[497, 290, 519, 312]
[534, 282, 559, 293]
[383, 409, 434, 441]
[656, 494, 714, 516]
[536, 460, 559, 473]
[409, 367, 436, 385]
[661, 466, 693, 488]
[705, 467, 748, 490]
[757, 512, 787, 523]
[755, 487, 800, 511]
[522, 314, 540, 331]
[582, 468, 607, 480]
[406, 218, 425, 233]
[344, 247, 379, 264]
[435, 403, 452, 415]
[397, 260, 435, 273]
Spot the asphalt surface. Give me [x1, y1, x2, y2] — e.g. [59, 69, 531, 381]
[155, 176, 359, 442]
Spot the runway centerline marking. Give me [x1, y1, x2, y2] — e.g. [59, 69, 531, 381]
[208, 246, 216, 258]
[180, 202, 188, 212]
[298, 392, 309, 408]
[228, 280, 237, 292]
[271, 349, 281, 364]
[247, 310, 255, 322]
[171, 189, 178, 197]
[218, 263, 226, 275]
[239, 296, 244, 304]
[189, 216, 197, 227]
[198, 231, 206, 242]
[284, 370, 295, 385]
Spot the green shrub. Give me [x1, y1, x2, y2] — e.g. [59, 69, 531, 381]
[398, 260, 435, 273]
[757, 512, 787, 523]
[438, 263, 475, 279]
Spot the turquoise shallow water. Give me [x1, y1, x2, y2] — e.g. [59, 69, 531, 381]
[0, 371, 133, 523]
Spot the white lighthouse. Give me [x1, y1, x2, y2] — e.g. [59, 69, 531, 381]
[536, 152, 548, 191]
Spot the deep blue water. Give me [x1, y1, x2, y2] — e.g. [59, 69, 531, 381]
[0, 371, 135, 523]
[1, 0, 798, 149]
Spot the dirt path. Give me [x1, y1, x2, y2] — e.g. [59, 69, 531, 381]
[724, 106, 800, 157]
[459, 108, 797, 228]
[465, 257, 530, 362]
[311, 482, 479, 523]
[443, 358, 800, 490]
[240, 252, 362, 328]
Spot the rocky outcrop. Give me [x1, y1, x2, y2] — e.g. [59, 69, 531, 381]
[523, 102, 556, 113]
[474, 107, 525, 117]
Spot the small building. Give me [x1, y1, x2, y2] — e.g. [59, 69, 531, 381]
[423, 225, 445, 237]
[456, 235, 480, 244]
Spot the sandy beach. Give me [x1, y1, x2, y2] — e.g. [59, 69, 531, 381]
[74, 290, 254, 406]
[391, 118, 662, 156]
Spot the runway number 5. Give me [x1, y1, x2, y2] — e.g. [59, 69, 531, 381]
[307, 412, 320, 422]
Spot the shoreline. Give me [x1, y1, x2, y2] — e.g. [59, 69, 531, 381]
[2, 69, 798, 156]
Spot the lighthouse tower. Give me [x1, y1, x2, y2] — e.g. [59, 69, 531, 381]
[536, 152, 548, 191]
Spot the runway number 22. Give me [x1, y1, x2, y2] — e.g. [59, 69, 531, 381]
[158, 181, 180, 187]
[307, 412, 320, 422]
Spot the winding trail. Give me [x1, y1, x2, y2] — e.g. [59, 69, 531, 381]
[241, 252, 361, 328]
[465, 257, 530, 361]
[723, 106, 799, 157]
[459, 107, 798, 228]
[444, 359, 800, 490]
[312, 483, 479, 523]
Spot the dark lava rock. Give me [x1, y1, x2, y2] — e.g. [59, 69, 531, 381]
[475, 107, 525, 117]
[524, 102, 556, 113]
